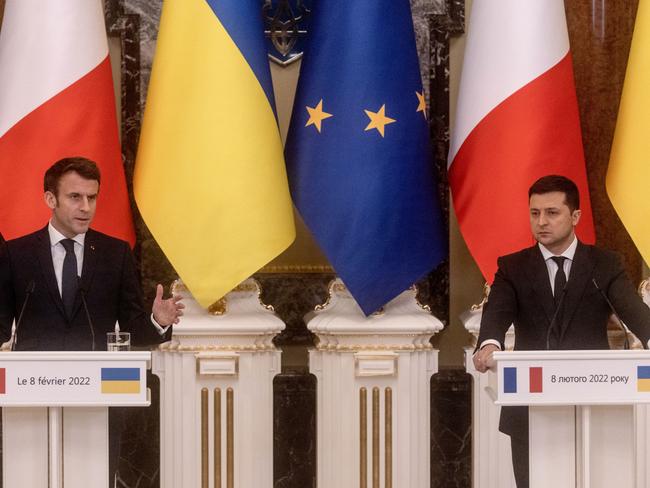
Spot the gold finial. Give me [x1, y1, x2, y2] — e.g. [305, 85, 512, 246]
[470, 282, 491, 311]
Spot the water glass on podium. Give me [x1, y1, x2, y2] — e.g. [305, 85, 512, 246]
[107, 332, 131, 351]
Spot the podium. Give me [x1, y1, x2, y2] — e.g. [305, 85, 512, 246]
[0, 351, 151, 488]
[488, 350, 650, 488]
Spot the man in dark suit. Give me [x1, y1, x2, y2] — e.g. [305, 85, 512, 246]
[0, 157, 183, 350]
[472, 175, 650, 488]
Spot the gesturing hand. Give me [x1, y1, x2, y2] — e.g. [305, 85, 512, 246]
[152, 284, 184, 327]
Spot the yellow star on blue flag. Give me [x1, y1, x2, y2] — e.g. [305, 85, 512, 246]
[305, 99, 333, 133]
[364, 105, 396, 137]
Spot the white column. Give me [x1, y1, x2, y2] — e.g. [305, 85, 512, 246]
[153, 279, 284, 488]
[461, 299, 517, 488]
[307, 279, 443, 488]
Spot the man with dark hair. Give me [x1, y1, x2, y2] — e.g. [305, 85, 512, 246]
[472, 174, 650, 488]
[0, 156, 183, 350]
[44, 156, 102, 195]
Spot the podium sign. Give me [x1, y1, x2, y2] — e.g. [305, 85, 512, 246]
[0, 351, 150, 406]
[488, 350, 650, 488]
[1, 351, 152, 488]
[489, 350, 650, 406]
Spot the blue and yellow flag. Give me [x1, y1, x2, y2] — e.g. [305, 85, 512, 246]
[101, 367, 140, 394]
[284, 0, 447, 315]
[638, 366, 650, 392]
[607, 0, 650, 266]
[134, 0, 295, 307]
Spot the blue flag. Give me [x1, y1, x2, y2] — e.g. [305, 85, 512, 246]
[285, 0, 447, 315]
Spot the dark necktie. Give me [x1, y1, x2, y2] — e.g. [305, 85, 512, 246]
[61, 238, 78, 319]
[551, 256, 567, 304]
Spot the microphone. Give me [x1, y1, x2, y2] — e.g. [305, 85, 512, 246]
[11, 280, 36, 351]
[77, 278, 96, 351]
[592, 278, 629, 350]
[546, 284, 568, 350]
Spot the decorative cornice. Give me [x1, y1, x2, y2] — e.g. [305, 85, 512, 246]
[158, 342, 279, 353]
[315, 343, 434, 352]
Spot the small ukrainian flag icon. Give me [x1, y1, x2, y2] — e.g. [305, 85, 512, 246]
[637, 366, 650, 392]
[101, 368, 140, 394]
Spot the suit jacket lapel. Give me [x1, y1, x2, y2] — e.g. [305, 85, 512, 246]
[73, 229, 98, 317]
[523, 245, 556, 324]
[559, 241, 595, 343]
[35, 226, 67, 318]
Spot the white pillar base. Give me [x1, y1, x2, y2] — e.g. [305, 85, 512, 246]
[307, 279, 443, 488]
[154, 279, 284, 488]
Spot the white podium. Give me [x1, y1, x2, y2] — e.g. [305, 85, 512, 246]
[307, 279, 443, 488]
[0, 351, 150, 488]
[489, 350, 650, 488]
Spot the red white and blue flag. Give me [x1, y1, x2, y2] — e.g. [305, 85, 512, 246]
[0, 0, 134, 244]
[448, 0, 595, 282]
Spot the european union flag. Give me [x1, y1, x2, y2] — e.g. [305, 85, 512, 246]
[284, 0, 447, 314]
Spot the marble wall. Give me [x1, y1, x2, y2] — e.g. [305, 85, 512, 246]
[566, 0, 643, 281]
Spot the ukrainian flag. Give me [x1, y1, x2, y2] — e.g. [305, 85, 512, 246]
[101, 368, 140, 394]
[638, 366, 650, 392]
[607, 0, 650, 265]
[134, 0, 295, 307]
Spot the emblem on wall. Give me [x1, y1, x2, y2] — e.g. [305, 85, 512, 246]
[263, 0, 312, 66]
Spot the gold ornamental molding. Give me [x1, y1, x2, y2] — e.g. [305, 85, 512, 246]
[314, 280, 430, 313]
[227, 388, 234, 488]
[359, 387, 368, 488]
[359, 386, 393, 488]
[214, 388, 222, 488]
[261, 264, 334, 273]
[171, 278, 275, 315]
[201, 388, 209, 488]
[159, 342, 279, 353]
[208, 297, 228, 315]
[409, 284, 431, 313]
[315, 342, 433, 352]
[470, 282, 491, 311]
[385, 387, 393, 488]
[372, 387, 380, 488]
[314, 280, 349, 311]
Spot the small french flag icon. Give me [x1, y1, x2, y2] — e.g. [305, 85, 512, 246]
[503, 367, 543, 393]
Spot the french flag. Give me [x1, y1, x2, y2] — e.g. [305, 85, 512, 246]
[448, 0, 595, 282]
[0, 0, 134, 244]
[504, 367, 543, 394]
